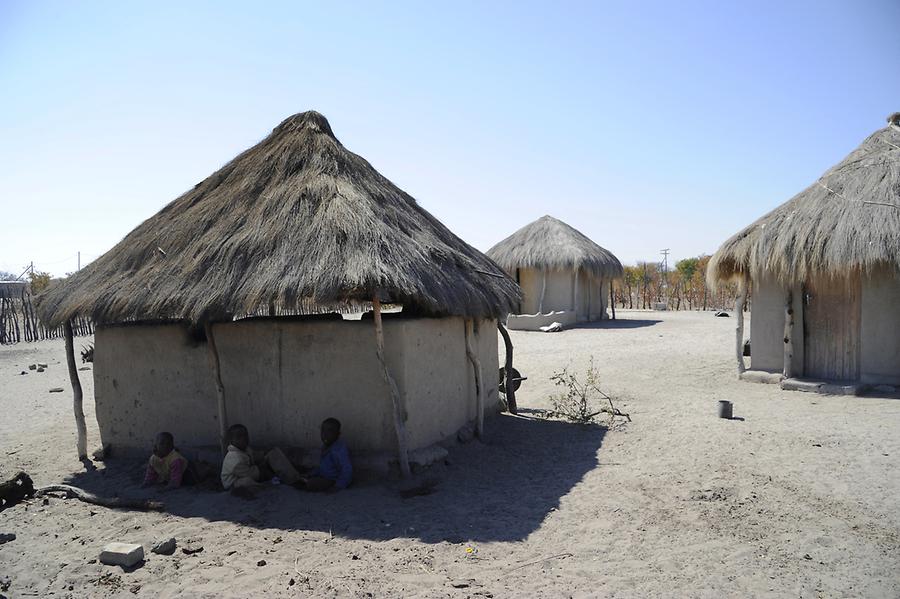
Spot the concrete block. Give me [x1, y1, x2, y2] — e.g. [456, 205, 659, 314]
[739, 370, 783, 385]
[781, 378, 866, 396]
[507, 310, 577, 331]
[99, 542, 144, 567]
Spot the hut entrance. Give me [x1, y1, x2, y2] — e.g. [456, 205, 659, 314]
[803, 274, 861, 381]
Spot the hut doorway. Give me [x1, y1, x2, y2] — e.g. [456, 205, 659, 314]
[803, 274, 861, 381]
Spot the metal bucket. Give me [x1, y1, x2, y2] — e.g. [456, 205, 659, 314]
[718, 400, 733, 419]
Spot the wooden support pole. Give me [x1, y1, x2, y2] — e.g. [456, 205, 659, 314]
[64, 320, 88, 460]
[735, 278, 747, 376]
[373, 298, 411, 478]
[497, 322, 517, 414]
[586, 274, 592, 320]
[610, 280, 616, 320]
[572, 268, 579, 315]
[783, 289, 794, 379]
[464, 319, 485, 438]
[538, 269, 547, 313]
[0, 298, 6, 344]
[204, 321, 229, 455]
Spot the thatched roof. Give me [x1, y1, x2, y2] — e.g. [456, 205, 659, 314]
[0, 281, 28, 299]
[36, 111, 520, 327]
[486, 215, 623, 279]
[708, 113, 900, 287]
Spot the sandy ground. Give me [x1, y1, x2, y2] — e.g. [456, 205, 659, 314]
[1, 310, 899, 598]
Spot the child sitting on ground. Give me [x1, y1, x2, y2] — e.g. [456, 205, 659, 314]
[220, 424, 301, 490]
[298, 418, 352, 492]
[142, 432, 188, 489]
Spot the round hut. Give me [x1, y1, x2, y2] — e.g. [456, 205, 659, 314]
[36, 111, 520, 473]
[708, 112, 900, 391]
[486, 215, 623, 330]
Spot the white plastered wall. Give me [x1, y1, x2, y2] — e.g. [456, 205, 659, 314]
[515, 267, 608, 321]
[748, 274, 803, 374]
[860, 265, 900, 384]
[93, 316, 499, 456]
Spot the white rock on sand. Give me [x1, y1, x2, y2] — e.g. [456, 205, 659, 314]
[0, 311, 898, 597]
[99, 542, 144, 568]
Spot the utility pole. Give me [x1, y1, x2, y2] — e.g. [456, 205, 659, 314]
[16, 262, 33, 281]
[77, 251, 80, 271]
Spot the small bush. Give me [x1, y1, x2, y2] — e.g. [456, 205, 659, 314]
[28, 271, 51, 294]
[548, 357, 630, 425]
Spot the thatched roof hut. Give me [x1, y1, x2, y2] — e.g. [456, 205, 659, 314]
[39, 111, 519, 473]
[488, 215, 623, 280]
[709, 113, 900, 285]
[709, 113, 900, 390]
[0, 280, 28, 299]
[37, 111, 518, 327]
[487, 215, 623, 329]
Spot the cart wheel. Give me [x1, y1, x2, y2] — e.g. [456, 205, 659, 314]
[499, 367, 523, 393]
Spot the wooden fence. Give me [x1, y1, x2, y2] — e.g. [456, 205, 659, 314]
[0, 283, 93, 344]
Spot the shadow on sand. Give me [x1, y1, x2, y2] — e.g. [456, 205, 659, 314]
[63, 413, 606, 544]
[568, 318, 661, 330]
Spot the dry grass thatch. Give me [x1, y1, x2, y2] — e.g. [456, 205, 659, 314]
[486, 215, 623, 279]
[36, 111, 520, 327]
[708, 114, 900, 288]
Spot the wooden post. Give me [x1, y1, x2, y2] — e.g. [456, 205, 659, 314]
[64, 320, 88, 460]
[497, 322, 517, 414]
[586, 274, 592, 320]
[464, 319, 485, 438]
[538, 269, 547, 313]
[610, 280, 616, 320]
[735, 277, 747, 376]
[373, 298, 411, 478]
[0, 298, 6, 344]
[204, 321, 229, 455]
[783, 289, 794, 379]
[572, 268, 579, 316]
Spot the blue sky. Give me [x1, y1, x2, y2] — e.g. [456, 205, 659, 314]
[1, 1, 898, 277]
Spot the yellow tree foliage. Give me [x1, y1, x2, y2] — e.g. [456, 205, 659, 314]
[28, 271, 52, 294]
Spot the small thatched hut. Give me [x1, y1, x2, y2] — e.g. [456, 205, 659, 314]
[487, 215, 623, 330]
[708, 112, 900, 391]
[37, 111, 520, 473]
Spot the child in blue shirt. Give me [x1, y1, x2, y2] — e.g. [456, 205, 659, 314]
[299, 418, 352, 492]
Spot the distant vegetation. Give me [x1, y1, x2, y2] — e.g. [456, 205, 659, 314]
[616, 254, 740, 311]
[27, 271, 52, 294]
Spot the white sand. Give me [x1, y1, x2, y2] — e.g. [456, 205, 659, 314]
[1, 311, 898, 598]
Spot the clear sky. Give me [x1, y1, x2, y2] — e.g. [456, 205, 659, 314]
[1, 1, 898, 277]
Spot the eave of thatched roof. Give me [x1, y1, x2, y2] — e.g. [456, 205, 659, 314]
[486, 215, 624, 279]
[36, 111, 520, 327]
[708, 114, 900, 287]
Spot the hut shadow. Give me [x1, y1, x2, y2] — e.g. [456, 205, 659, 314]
[568, 318, 661, 330]
[62, 413, 607, 543]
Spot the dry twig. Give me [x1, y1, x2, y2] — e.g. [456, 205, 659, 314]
[36, 484, 164, 511]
